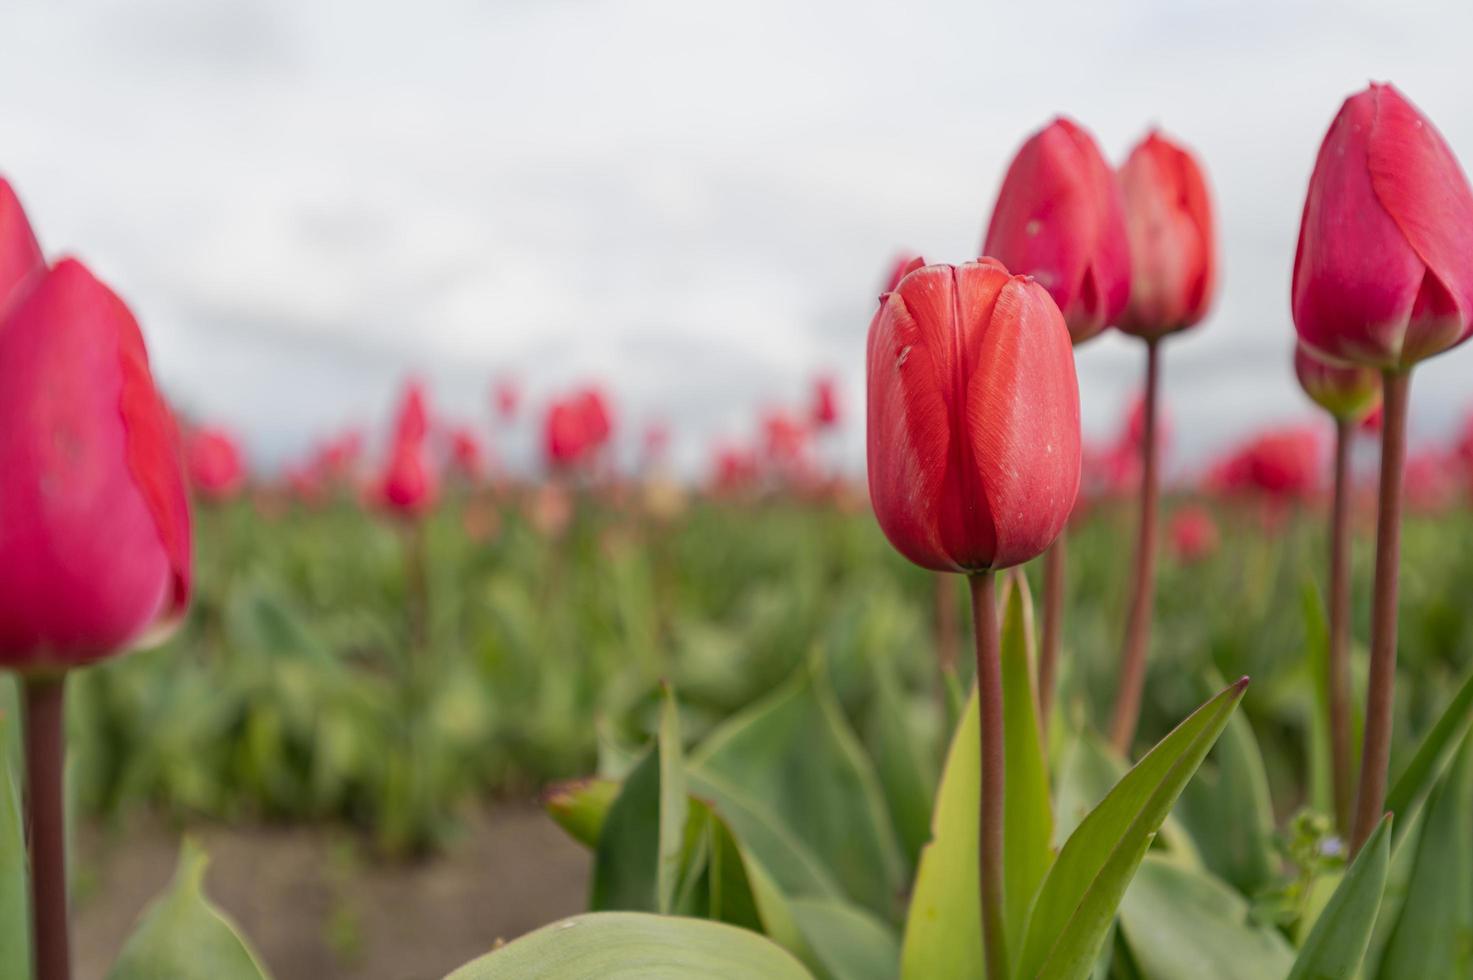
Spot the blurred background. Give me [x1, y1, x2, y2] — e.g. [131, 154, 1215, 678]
[4, 0, 1473, 474]
[7, 2, 1473, 979]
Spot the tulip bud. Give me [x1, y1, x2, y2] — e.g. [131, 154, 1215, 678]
[1292, 84, 1473, 370]
[983, 117, 1131, 344]
[0, 178, 43, 313]
[379, 438, 438, 516]
[187, 428, 247, 501]
[1117, 131, 1217, 339]
[0, 259, 191, 668]
[1168, 505, 1219, 564]
[1293, 343, 1381, 423]
[866, 259, 1081, 572]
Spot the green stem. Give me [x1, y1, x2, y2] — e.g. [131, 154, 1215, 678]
[968, 571, 1007, 980]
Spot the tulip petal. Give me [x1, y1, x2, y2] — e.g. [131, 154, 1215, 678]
[0, 179, 43, 314]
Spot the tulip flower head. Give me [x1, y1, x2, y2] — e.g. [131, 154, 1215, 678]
[866, 258, 1081, 572]
[1294, 343, 1382, 423]
[1208, 426, 1323, 501]
[393, 381, 431, 446]
[811, 375, 841, 429]
[0, 178, 43, 313]
[1294, 84, 1473, 369]
[0, 260, 192, 668]
[882, 253, 926, 294]
[1169, 505, 1219, 563]
[545, 387, 614, 468]
[379, 437, 438, 516]
[448, 425, 486, 481]
[187, 428, 247, 501]
[1117, 131, 1217, 339]
[983, 117, 1131, 344]
[494, 378, 520, 420]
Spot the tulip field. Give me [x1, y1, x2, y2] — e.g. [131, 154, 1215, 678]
[7, 62, 1473, 980]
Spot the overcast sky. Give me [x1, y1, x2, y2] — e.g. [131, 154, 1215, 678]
[2, 0, 1472, 475]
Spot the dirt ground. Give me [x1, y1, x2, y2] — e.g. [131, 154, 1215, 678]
[73, 802, 590, 980]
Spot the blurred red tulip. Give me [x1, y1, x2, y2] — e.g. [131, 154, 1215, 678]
[0, 260, 191, 668]
[1294, 343, 1382, 422]
[811, 375, 841, 429]
[187, 428, 246, 501]
[0, 178, 43, 314]
[379, 438, 438, 516]
[1293, 84, 1473, 369]
[545, 387, 613, 468]
[983, 117, 1131, 344]
[1117, 131, 1217, 339]
[494, 378, 520, 420]
[1403, 451, 1458, 512]
[1208, 426, 1323, 500]
[866, 259, 1080, 572]
[448, 425, 485, 481]
[393, 380, 430, 446]
[710, 443, 758, 493]
[882, 253, 925, 294]
[761, 409, 809, 467]
[1168, 505, 1219, 563]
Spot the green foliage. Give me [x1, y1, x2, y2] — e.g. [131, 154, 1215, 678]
[1287, 815, 1391, 980]
[0, 711, 28, 978]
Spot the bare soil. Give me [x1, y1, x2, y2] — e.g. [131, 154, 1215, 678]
[73, 802, 590, 980]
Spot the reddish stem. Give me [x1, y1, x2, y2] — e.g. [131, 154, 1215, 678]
[968, 571, 1007, 980]
[1110, 339, 1161, 754]
[23, 673, 70, 980]
[1327, 417, 1355, 836]
[1038, 530, 1066, 729]
[1350, 369, 1410, 855]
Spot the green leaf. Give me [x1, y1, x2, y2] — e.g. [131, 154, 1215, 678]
[1288, 815, 1391, 980]
[1383, 660, 1473, 845]
[866, 658, 937, 872]
[1015, 677, 1248, 980]
[689, 660, 903, 918]
[1375, 730, 1473, 979]
[107, 840, 272, 980]
[543, 777, 620, 848]
[1118, 857, 1293, 980]
[442, 911, 815, 979]
[789, 897, 900, 980]
[998, 571, 1053, 956]
[0, 712, 28, 980]
[591, 686, 687, 913]
[1178, 676, 1276, 896]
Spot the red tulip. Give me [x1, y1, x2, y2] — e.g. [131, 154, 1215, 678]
[393, 381, 430, 446]
[448, 425, 485, 480]
[187, 428, 246, 500]
[1293, 343, 1381, 422]
[983, 117, 1131, 344]
[1168, 505, 1219, 563]
[545, 387, 613, 467]
[0, 178, 43, 314]
[811, 375, 841, 429]
[1117, 131, 1217, 339]
[1208, 426, 1323, 500]
[1403, 451, 1457, 512]
[379, 438, 438, 515]
[762, 409, 809, 466]
[882, 253, 925, 294]
[866, 258, 1080, 572]
[710, 443, 758, 493]
[0, 259, 191, 667]
[642, 420, 670, 460]
[494, 378, 520, 420]
[1294, 84, 1473, 370]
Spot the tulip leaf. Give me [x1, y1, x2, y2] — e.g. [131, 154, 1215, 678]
[1118, 856, 1293, 980]
[689, 659, 902, 918]
[1374, 729, 1473, 980]
[591, 685, 687, 914]
[1287, 814, 1391, 980]
[1383, 659, 1473, 845]
[1015, 677, 1247, 980]
[865, 656, 937, 872]
[107, 839, 272, 980]
[788, 897, 900, 980]
[0, 711, 28, 980]
[544, 777, 620, 848]
[441, 911, 815, 979]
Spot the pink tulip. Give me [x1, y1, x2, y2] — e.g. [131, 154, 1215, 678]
[187, 428, 247, 501]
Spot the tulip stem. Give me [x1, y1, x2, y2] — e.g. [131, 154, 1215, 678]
[1110, 338, 1161, 754]
[1038, 530, 1066, 728]
[23, 673, 70, 980]
[1327, 417, 1355, 836]
[1351, 369, 1410, 855]
[967, 570, 1007, 980]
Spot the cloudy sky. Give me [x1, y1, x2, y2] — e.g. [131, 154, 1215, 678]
[2, 0, 1472, 475]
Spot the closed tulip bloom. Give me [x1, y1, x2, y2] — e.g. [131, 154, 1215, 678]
[1294, 343, 1381, 422]
[393, 381, 431, 446]
[866, 258, 1081, 572]
[187, 428, 247, 500]
[1117, 131, 1217, 339]
[983, 117, 1131, 344]
[1168, 505, 1219, 563]
[0, 178, 43, 312]
[379, 438, 438, 515]
[1293, 84, 1473, 369]
[545, 387, 613, 467]
[0, 259, 191, 668]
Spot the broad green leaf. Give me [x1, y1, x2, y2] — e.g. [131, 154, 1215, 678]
[1118, 857, 1293, 980]
[690, 660, 902, 918]
[591, 687, 687, 913]
[1178, 677, 1275, 896]
[0, 712, 27, 979]
[442, 911, 815, 979]
[1016, 678, 1248, 980]
[866, 658, 937, 872]
[543, 777, 619, 847]
[789, 897, 900, 980]
[107, 840, 272, 980]
[899, 686, 981, 980]
[1288, 815, 1391, 980]
[998, 572, 1053, 956]
[1383, 660, 1473, 845]
[1375, 730, 1473, 979]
